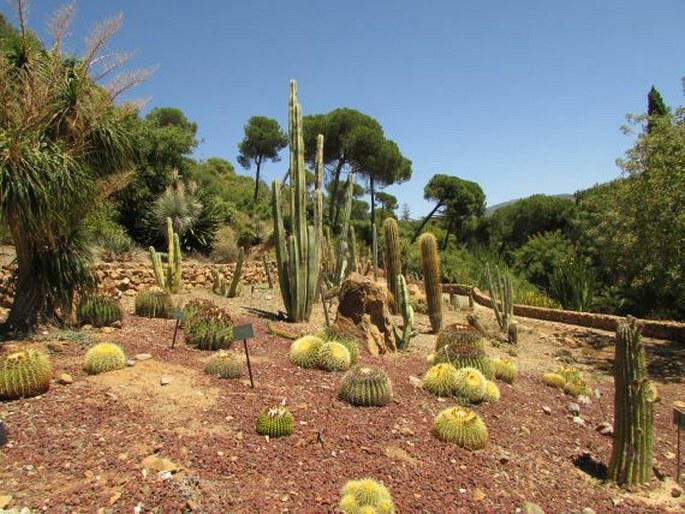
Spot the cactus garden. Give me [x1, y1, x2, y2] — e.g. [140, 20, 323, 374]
[0, 7, 683, 511]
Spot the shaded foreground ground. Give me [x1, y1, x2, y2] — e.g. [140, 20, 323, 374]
[0, 286, 683, 513]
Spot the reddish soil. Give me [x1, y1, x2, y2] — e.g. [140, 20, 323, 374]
[0, 285, 683, 513]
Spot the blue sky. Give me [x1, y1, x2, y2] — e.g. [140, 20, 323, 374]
[3, 0, 684, 217]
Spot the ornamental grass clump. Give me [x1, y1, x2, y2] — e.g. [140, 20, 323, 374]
[83, 343, 126, 375]
[204, 350, 242, 379]
[338, 365, 393, 407]
[289, 335, 325, 369]
[134, 288, 173, 319]
[183, 299, 234, 351]
[0, 349, 52, 401]
[255, 406, 294, 438]
[432, 406, 488, 450]
[77, 294, 122, 327]
[339, 478, 395, 514]
[423, 363, 459, 397]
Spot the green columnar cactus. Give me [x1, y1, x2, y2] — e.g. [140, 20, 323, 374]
[484, 263, 514, 333]
[255, 406, 294, 438]
[149, 217, 182, 293]
[0, 349, 52, 401]
[272, 80, 322, 322]
[263, 255, 274, 289]
[453, 367, 487, 403]
[609, 319, 655, 486]
[227, 247, 245, 298]
[482, 380, 501, 403]
[418, 232, 442, 333]
[339, 478, 396, 514]
[492, 357, 517, 384]
[135, 288, 173, 318]
[335, 173, 355, 284]
[205, 350, 243, 379]
[435, 323, 485, 352]
[423, 363, 459, 397]
[83, 343, 126, 375]
[77, 294, 122, 327]
[383, 218, 402, 312]
[317, 341, 351, 372]
[289, 335, 325, 369]
[372, 223, 379, 281]
[349, 225, 359, 274]
[433, 342, 494, 378]
[432, 406, 489, 450]
[395, 274, 414, 350]
[339, 365, 393, 407]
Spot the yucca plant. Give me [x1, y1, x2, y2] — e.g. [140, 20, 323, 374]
[77, 294, 122, 327]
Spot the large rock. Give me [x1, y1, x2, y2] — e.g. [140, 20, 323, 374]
[332, 273, 397, 355]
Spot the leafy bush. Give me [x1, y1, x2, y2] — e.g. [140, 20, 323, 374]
[550, 259, 595, 311]
[511, 230, 576, 291]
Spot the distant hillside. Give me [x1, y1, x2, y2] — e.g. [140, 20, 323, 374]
[485, 193, 573, 216]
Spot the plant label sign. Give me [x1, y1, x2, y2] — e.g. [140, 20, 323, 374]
[673, 401, 685, 430]
[233, 323, 255, 389]
[172, 310, 184, 320]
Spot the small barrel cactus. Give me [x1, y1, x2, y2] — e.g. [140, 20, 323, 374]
[557, 366, 581, 382]
[289, 335, 325, 369]
[322, 332, 359, 364]
[423, 363, 459, 397]
[453, 367, 487, 403]
[339, 478, 396, 514]
[255, 406, 294, 438]
[435, 323, 484, 352]
[205, 350, 242, 379]
[563, 378, 592, 398]
[317, 341, 351, 372]
[0, 349, 52, 401]
[77, 294, 122, 327]
[492, 357, 517, 384]
[542, 372, 566, 389]
[183, 300, 234, 351]
[433, 342, 494, 379]
[83, 343, 126, 375]
[134, 288, 173, 319]
[339, 365, 393, 407]
[482, 380, 501, 403]
[432, 406, 489, 450]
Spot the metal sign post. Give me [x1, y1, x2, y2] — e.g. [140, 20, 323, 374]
[233, 324, 255, 389]
[170, 310, 184, 349]
[674, 401, 685, 485]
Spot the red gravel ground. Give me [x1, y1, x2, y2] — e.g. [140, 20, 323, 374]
[0, 286, 683, 513]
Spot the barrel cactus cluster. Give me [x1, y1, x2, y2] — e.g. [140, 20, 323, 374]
[83, 343, 126, 375]
[432, 406, 489, 450]
[183, 299, 234, 351]
[541, 366, 592, 398]
[338, 365, 393, 407]
[433, 322, 494, 378]
[77, 294, 122, 327]
[0, 349, 52, 401]
[492, 357, 518, 384]
[339, 478, 395, 514]
[289, 335, 352, 372]
[255, 406, 294, 438]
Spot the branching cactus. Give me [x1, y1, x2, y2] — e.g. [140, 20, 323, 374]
[418, 232, 442, 333]
[395, 274, 414, 350]
[227, 247, 245, 298]
[383, 218, 401, 312]
[149, 217, 182, 293]
[608, 317, 655, 486]
[272, 80, 323, 322]
[484, 263, 514, 333]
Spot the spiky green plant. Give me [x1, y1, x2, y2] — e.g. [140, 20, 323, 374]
[339, 478, 396, 514]
[435, 323, 484, 352]
[423, 363, 459, 397]
[482, 380, 501, 403]
[149, 217, 182, 293]
[453, 367, 487, 403]
[418, 232, 442, 333]
[83, 343, 126, 375]
[272, 80, 323, 322]
[492, 357, 518, 384]
[205, 350, 242, 379]
[484, 263, 514, 333]
[556, 366, 581, 383]
[255, 406, 294, 438]
[183, 301, 234, 351]
[433, 342, 494, 379]
[134, 288, 173, 318]
[395, 274, 414, 350]
[322, 330, 359, 364]
[609, 317, 655, 485]
[563, 378, 592, 398]
[289, 335, 325, 369]
[318, 341, 351, 372]
[77, 294, 122, 327]
[338, 365, 393, 407]
[0, 349, 52, 401]
[432, 406, 489, 450]
[383, 218, 402, 312]
[542, 372, 566, 389]
[228, 247, 245, 298]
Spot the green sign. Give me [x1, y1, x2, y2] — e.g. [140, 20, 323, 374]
[673, 403, 685, 430]
[173, 310, 184, 320]
[233, 323, 254, 341]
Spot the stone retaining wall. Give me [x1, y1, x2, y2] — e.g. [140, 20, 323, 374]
[442, 283, 685, 343]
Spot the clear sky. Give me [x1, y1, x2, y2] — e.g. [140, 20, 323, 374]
[3, 0, 684, 217]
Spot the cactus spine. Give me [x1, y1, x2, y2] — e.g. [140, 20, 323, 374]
[418, 232, 442, 333]
[484, 263, 514, 333]
[395, 274, 414, 350]
[227, 247, 245, 298]
[149, 217, 182, 293]
[272, 80, 322, 322]
[383, 218, 401, 312]
[608, 317, 655, 485]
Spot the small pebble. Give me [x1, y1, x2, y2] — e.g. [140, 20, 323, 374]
[581, 508, 596, 514]
[572, 416, 585, 426]
[136, 354, 153, 361]
[566, 402, 581, 416]
[57, 373, 73, 385]
[160, 377, 171, 386]
[542, 406, 552, 415]
[672, 487, 682, 498]
[126, 359, 136, 367]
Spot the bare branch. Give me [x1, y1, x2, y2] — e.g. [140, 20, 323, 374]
[48, 1, 75, 51]
[91, 51, 134, 81]
[83, 13, 123, 72]
[104, 66, 157, 101]
[14, 0, 29, 44]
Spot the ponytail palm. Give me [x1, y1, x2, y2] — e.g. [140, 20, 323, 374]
[0, 8, 135, 334]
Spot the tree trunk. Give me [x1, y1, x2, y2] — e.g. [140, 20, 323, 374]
[442, 217, 454, 249]
[411, 202, 444, 243]
[369, 175, 376, 226]
[253, 156, 263, 202]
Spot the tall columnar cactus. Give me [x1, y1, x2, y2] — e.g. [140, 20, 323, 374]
[150, 217, 182, 293]
[348, 225, 359, 274]
[227, 247, 245, 298]
[272, 80, 323, 322]
[395, 274, 414, 350]
[334, 173, 355, 284]
[608, 317, 655, 485]
[383, 218, 401, 311]
[418, 232, 442, 333]
[484, 263, 514, 333]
